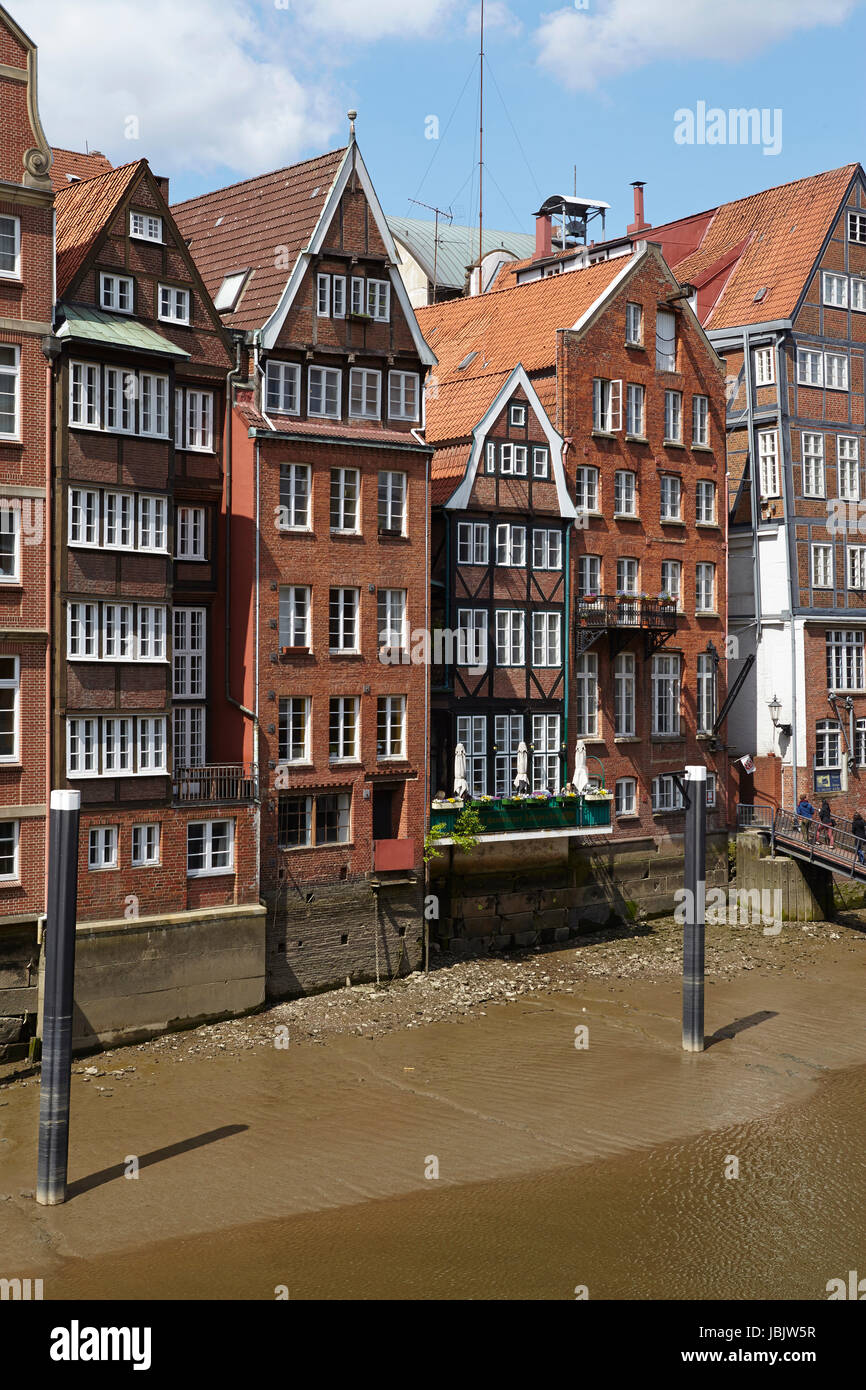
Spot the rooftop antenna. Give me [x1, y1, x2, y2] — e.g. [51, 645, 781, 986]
[408, 197, 453, 304]
[478, 0, 484, 274]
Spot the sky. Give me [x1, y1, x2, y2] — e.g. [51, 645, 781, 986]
[11, 0, 866, 235]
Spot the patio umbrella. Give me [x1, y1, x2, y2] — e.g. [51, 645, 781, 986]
[453, 742, 469, 799]
[514, 741, 530, 794]
[573, 740, 589, 795]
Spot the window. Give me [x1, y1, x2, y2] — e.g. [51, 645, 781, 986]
[0, 345, 19, 439]
[697, 652, 716, 734]
[377, 696, 406, 758]
[486, 442, 496, 474]
[378, 589, 407, 651]
[279, 464, 311, 530]
[849, 212, 866, 244]
[378, 471, 406, 534]
[797, 349, 823, 386]
[100, 272, 133, 313]
[652, 774, 684, 813]
[349, 368, 381, 420]
[0, 657, 19, 761]
[626, 302, 643, 346]
[495, 523, 526, 567]
[493, 714, 521, 796]
[68, 603, 166, 663]
[500, 443, 528, 475]
[308, 366, 341, 418]
[532, 714, 560, 792]
[848, 547, 866, 589]
[575, 466, 598, 513]
[615, 778, 637, 816]
[89, 827, 118, 870]
[187, 820, 234, 877]
[67, 602, 98, 659]
[655, 308, 676, 371]
[277, 793, 351, 848]
[70, 361, 100, 428]
[692, 395, 709, 447]
[265, 361, 300, 416]
[758, 429, 779, 498]
[854, 282, 866, 314]
[661, 559, 681, 606]
[139, 372, 169, 438]
[139, 495, 168, 552]
[351, 277, 365, 316]
[317, 273, 331, 318]
[592, 378, 622, 432]
[652, 653, 680, 736]
[181, 390, 214, 452]
[159, 285, 190, 324]
[329, 588, 359, 652]
[279, 697, 310, 764]
[389, 372, 419, 421]
[753, 346, 775, 386]
[457, 521, 489, 565]
[0, 506, 20, 582]
[332, 276, 346, 318]
[104, 608, 134, 664]
[626, 383, 645, 437]
[106, 369, 134, 434]
[330, 468, 360, 533]
[460, 714, 488, 796]
[0, 215, 20, 277]
[802, 433, 825, 497]
[174, 706, 204, 768]
[577, 554, 601, 598]
[174, 608, 206, 697]
[614, 470, 636, 516]
[67, 717, 167, 777]
[367, 279, 390, 321]
[330, 697, 360, 762]
[660, 474, 682, 521]
[696, 480, 716, 525]
[575, 653, 598, 738]
[137, 608, 167, 662]
[812, 544, 833, 588]
[132, 824, 161, 868]
[827, 629, 865, 690]
[130, 211, 162, 242]
[316, 793, 352, 845]
[103, 718, 132, 776]
[509, 404, 526, 427]
[614, 652, 635, 737]
[495, 610, 524, 666]
[825, 352, 849, 391]
[838, 436, 860, 500]
[0, 821, 19, 880]
[532, 529, 562, 570]
[213, 270, 249, 314]
[176, 506, 206, 560]
[696, 562, 716, 613]
[617, 557, 639, 595]
[279, 587, 310, 648]
[815, 719, 842, 771]
[532, 612, 561, 667]
[456, 609, 487, 667]
[664, 390, 683, 443]
[823, 272, 848, 308]
[705, 774, 717, 809]
[533, 447, 549, 478]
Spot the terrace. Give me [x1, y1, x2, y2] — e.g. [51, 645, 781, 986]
[429, 793, 612, 843]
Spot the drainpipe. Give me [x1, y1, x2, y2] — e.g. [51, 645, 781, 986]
[776, 332, 798, 810]
[412, 424, 431, 969]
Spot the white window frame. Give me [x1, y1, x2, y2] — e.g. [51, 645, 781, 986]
[651, 653, 681, 736]
[753, 346, 775, 386]
[848, 212, 866, 244]
[577, 554, 601, 599]
[802, 432, 825, 498]
[615, 778, 637, 817]
[377, 695, 406, 759]
[531, 713, 560, 793]
[509, 403, 526, 427]
[308, 365, 342, 419]
[614, 470, 636, 517]
[174, 607, 206, 698]
[575, 653, 598, 738]
[265, 361, 301, 416]
[655, 308, 677, 371]
[457, 608, 488, 668]
[692, 394, 709, 447]
[457, 521, 489, 566]
[158, 284, 191, 325]
[532, 529, 562, 571]
[495, 610, 525, 667]
[279, 696, 311, 765]
[131, 823, 161, 868]
[279, 586, 310, 648]
[329, 696, 360, 763]
[758, 429, 780, 498]
[329, 587, 360, 653]
[138, 494, 168, 553]
[823, 271, 848, 308]
[625, 383, 644, 437]
[279, 463, 312, 531]
[0, 214, 21, 279]
[130, 211, 163, 243]
[660, 474, 682, 521]
[388, 371, 420, 421]
[797, 349, 823, 387]
[695, 562, 715, 613]
[99, 272, 134, 314]
[531, 611, 561, 667]
[69, 361, 101, 429]
[378, 588, 408, 652]
[378, 471, 406, 534]
[187, 820, 235, 878]
[88, 826, 118, 871]
[695, 480, 716, 525]
[183, 390, 214, 452]
[495, 523, 526, 568]
[592, 377, 622, 433]
[614, 652, 635, 738]
[661, 559, 681, 607]
[317, 273, 331, 318]
[575, 466, 599, 513]
[367, 279, 391, 321]
[0, 505, 21, 583]
[0, 819, 19, 881]
[176, 505, 206, 560]
[812, 544, 834, 589]
[848, 546, 866, 590]
[0, 656, 20, 763]
[330, 467, 360, 534]
[174, 705, 205, 769]
[349, 367, 381, 420]
[533, 447, 549, 478]
[838, 436, 860, 501]
[825, 352, 849, 391]
[664, 390, 683, 444]
[0, 344, 20, 441]
[139, 372, 169, 439]
[652, 774, 684, 813]
[625, 301, 643, 346]
[827, 629, 865, 691]
[460, 714, 488, 797]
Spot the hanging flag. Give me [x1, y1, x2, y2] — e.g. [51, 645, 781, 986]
[738, 754, 756, 774]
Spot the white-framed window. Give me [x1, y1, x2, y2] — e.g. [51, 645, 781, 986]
[349, 367, 381, 420]
[838, 436, 860, 500]
[823, 271, 848, 308]
[854, 280, 866, 313]
[509, 403, 526, 427]
[495, 523, 526, 567]
[652, 774, 684, 813]
[660, 474, 682, 521]
[614, 652, 635, 737]
[705, 773, 717, 808]
[0, 345, 19, 440]
[493, 714, 521, 796]
[0, 214, 21, 278]
[174, 607, 206, 697]
[812, 544, 833, 589]
[457, 608, 488, 667]
[317, 273, 331, 318]
[695, 563, 715, 613]
[137, 607, 167, 662]
[130, 211, 163, 243]
[651, 653, 680, 736]
[532, 529, 562, 570]
[758, 429, 780, 498]
[139, 372, 169, 438]
[802, 432, 825, 497]
[577, 554, 601, 598]
[0, 657, 19, 762]
[575, 466, 598, 512]
[350, 276, 365, 316]
[825, 352, 849, 391]
[174, 705, 205, 768]
[460, 714, 488, 796]
[138, 717, 166, 773]
[377, 695, 406, 758]
[696, 480, 716, 525]
[532, 713, 560, 792]
[615, 778, 637, 817]
[69, 361, 101, 429]
[797, 349, 823, 386]
[367, 279, 390, 321]
[661, 559, 681, 606]
[159, 284, 190, 324]
[187, 820, 234, 877]
[99, 272, 133, 314]
[389, 371, 420, 421]
[68, 603, 166, 662]
[485, 441, 496, 474]
[88, 826, 118, 870]
[67, 602, 98, 659]
[105, 368, 135, 434]
[532, 611, 561, 667]
[139, 494, 168, 552]
[655, 308, 676, 371]
[132, 823, 161, 868]
[848, 212, 866, 244]
[332, 276, 346, 318]
[67, 717, 98, 776]
[617, 556, 639, 595]
[753, 346, 775, 386]
[329, 696, 360, 762]
[176, 505, 206, 560]
[104, 716, 133, 774]
[329, 587, 359, 652]
[378, 589, 408, 651]
[532, 447, 549, 478]
[815, 719, 842, 770]
[575, 652, 598, 738]
[827, 629, 865, 690]
[0, 820, 19, 881]
[279, 463, 311, 530]
[67, 716, 167, 778]
[279, 696, 311, 764]
[265, 361, 300, 416]
[625, 301, 643, 346]
[378, 471, 406, 534]
[279, 586, 310, 648]
[308, 365, 341, 418]
[692, 394, 709, 447]
[664, 390, 683, 443]
[697, 652, 716, 734]
[213, 270, 249, 314]
[104, 605, 135, 662]
[848, 546, 866, 590]
[328, 467, 360, 534]
[181, 390, 214, 452]
[0, 505, 20, 582]
[614, 470, 636, 517]
[495, 609, 524, 666]
[500, 443, 528, 476]
[457, 521, 489, 566]
[592, 377, 622, 432]
[625, 383, 645, 437]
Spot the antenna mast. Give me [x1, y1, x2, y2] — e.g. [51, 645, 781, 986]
[478, 0, 484, 275]
[408, 197, 453, 304]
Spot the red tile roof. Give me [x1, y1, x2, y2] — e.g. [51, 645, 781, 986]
[54, 161, 145, 296]
[171, 148, 348, 331]
[50, 147, 113, 192]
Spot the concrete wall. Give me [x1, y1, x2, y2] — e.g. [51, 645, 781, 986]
[0, 917, 40, 1055]
[735, 829, 833, 921]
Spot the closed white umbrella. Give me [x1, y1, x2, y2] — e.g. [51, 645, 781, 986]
[573, 740, 589, 795]
[514, 740, 529, 794]
[454, 742, 469, 798]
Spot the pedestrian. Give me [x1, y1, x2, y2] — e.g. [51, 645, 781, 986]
[819, 798, 836, 850]
[796, 795, 815, 842]
[852, 810, 866, 865]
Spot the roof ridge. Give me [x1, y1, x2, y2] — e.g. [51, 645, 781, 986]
[171, 146, 348, 210]
[54, 159, 145, 201]
[416, 254, 626, 319]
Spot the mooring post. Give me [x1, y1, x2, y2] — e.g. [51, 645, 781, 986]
[36, 790, 81, 1206]
[682, 765, 707, 1053]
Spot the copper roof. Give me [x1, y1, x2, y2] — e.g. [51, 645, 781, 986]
[54, 161, 145, 296]
[171, 148, 348, 331]
[50, 147, 113, 192]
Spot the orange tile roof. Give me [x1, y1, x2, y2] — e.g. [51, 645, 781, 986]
[430, 445, 471, 503]
[490, 246, 577, 290]
[54, 161, 145, 295]
[50, 147, 113, 192]
[172, 148, 347, 331]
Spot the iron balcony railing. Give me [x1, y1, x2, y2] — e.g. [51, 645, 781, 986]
[575, 596, 678, 630]
[736, 801, 775, 830]
[173, 764, 259, 804]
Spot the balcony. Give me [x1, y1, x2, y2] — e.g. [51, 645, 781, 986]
[173, 764, 259, 805]
[429, 795, 612, 842]
[574, 596, 678, 658]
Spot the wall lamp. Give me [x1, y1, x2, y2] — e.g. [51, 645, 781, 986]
[768, 694, 792, 738]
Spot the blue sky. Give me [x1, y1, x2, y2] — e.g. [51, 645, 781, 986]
[14, 0, 866, 233]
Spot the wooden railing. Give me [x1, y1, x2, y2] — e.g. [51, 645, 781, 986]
[173, 764, 259, 804]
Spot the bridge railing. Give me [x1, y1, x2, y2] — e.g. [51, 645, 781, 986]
[737, 802, 775, 830]
[774, 806, 866, 874]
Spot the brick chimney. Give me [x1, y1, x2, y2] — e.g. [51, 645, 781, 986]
[627, 181, 651, 235]
[535, 212, 553, 260]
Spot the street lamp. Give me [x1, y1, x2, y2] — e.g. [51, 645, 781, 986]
[768, 694, 792, 738]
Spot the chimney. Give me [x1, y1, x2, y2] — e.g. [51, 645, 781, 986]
[535, 213, 552, 260]
[627, 181, 651, 235]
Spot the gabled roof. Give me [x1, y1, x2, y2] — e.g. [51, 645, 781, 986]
[50, 147, 113, 192]
[54, 161, 144, 296]
[387, 216, 536, 291]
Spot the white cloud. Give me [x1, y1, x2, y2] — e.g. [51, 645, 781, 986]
[298, 0, 457, 41]
[535, 0, 860, 91]
[465, 2, 523, 40]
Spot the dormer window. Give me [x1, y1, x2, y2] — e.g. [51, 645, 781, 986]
[0, 216, 21, 279]
[214, 270, 249, 314]
[367, 279, 390, 321]
[130, 212, 163, 244]
[509, 404, 526, 427]
[159, 285, 191, 325]
[99, 273, 133, 314]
